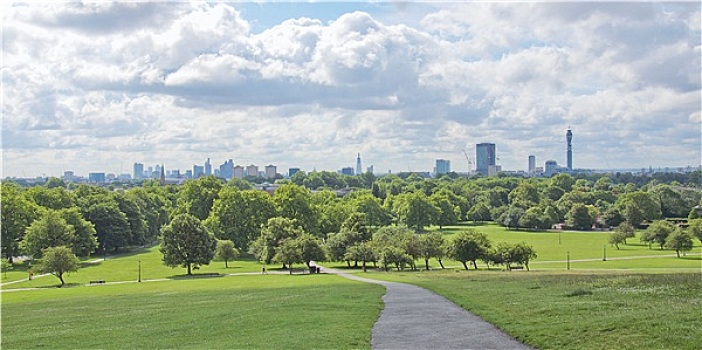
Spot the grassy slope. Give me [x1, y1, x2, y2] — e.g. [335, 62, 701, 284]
[3, 246, 270, 288]
[1, 274, 385, 349]
[369, 270, 702, 350]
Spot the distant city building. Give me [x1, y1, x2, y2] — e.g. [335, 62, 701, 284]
[356, 153, 362, 175]
[265, 164, 277, 179]
[159, 164, 165, 185]
[341, 167, 354, 176]
[233, 165, 244, 179]
[545, 160, 559, 176]
[205, 158, 212, 176]
[476, 143, 496, 175]
[435, 159, 451, 175]
[193, 165, 204, 178]
[63, 171, 75, 182]
[219, 159, 234, 179]
[246, 164, 258, 177]
[133, 163, 144, 179]
[288, 167, 300, 177]
[566, 128, 573, 171]
[528, 155, 536, 173]
[488, 165, 502, 176]
[185, 170, 193, 179]
[367, 165, 374, 174]
[88, 172, 106, 184]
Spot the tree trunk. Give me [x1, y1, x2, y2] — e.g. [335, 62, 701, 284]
[346, 260, 351, 267]
[187, 263, 192, 275]
[354, 261, 358, 268]
[58, 273, 65, 286]
[438, 259, 445, 269]
[362, 260, 366, 272]
[676, 250, 680, 258]
[289, 263, 293, 274]
[526, 263, 530, 271]
[462, 261, 468, 270]
[472, 260, 478, 270]
[425, 259, 430, 271]
[306, 261, 310, 268]
[225, 260, 229, 268]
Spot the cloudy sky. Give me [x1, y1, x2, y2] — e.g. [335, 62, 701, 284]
[2, 1, 700, 178]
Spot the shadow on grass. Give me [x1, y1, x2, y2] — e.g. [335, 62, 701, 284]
[679, 255, 702, 261]
[168, 273, 224, 280]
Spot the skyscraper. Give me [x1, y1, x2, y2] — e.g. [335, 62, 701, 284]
[566, 128, 573, 171]
[205, 158, 212, 176]
[133, 163, 144, 179]
[265, 164, 277, 179]
[528, 155, 536, 173]
[476, 143, 496, 175]
[356, 153, 362, 175]
[435, 159, 451, 175]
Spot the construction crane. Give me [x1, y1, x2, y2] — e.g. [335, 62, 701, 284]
[461, 149, 473, 165]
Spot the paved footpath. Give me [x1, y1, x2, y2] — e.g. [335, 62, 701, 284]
[322, 267, 532, 350]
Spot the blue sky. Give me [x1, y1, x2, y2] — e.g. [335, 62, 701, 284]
[1, 1, 700, 177]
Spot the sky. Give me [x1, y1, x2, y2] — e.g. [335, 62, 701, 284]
[2, 1, 700, 178]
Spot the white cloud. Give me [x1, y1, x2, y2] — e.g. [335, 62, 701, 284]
[1, 2, 699, 177]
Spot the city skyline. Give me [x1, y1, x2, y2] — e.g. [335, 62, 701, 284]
[2, 2, 700, 178]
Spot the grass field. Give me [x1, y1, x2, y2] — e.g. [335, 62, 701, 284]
[2, 246, 273, 288]
[368, 270, 702, 350]
[1, 274, 385, 349]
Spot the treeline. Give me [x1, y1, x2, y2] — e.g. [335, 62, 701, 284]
[2, 171, 701, 269]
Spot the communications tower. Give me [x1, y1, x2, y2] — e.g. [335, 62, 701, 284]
[566, 128, 573, 171]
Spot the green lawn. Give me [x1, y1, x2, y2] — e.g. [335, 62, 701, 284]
[2, 246, 275, 289]
[368, 270, 702, 350]
[1, 274, 385, 349]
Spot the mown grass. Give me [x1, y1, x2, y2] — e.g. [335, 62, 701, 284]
[3, 246, 274, 288]
[1, 274, 385, 349]
[368, 270, 702, 350]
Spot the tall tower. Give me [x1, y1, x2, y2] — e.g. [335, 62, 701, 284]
[356, 153, 362, 175]
[159, 164, 166, 185]
[476, 143, 496, 175]
[528, 155, 536, 173]
[566, 128, 573, 171]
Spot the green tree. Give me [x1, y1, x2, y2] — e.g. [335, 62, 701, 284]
[650, 185, 688, 218]
[664, 229, 694, 258]
[640, 220, 675, 249]
[273, 184, 319, 234]
[115, 192, 148, 246]
[430, 193, 459, 230]
[397, 192, 439, 232]
[550, 173, 574, 192]
[615, 222, 636, 244]
[39, 246, 80, 286]
[26, 186, 76, 210]
[419, 232, 445, 270]
[608, 230, 627, 249]
[566, 204, 597, 230]
[508, 182, 540, 208]
[377, 246, 412, 271]
[273, 239, 303, 274]
[85, 202, 131, 253]
[1, 183, 39, 262]
[297, 233, 326, 267]
[160, 214, 217, 275]
[344, 242, 376, 272]
[467, 203, 491, 224]
[59, 207, 97, 257]
[214, 240, 240, 268]
[518, 207, 544, 230]
[21, 211, 75, 258]
[617, 191, 661, 227]
[504, 242, 537, 271]
[249, 217, 304, 265]
[178, 175, 224, 220]
[351, 194, 392, 227]
[449, 230, 491, 270]
[499, 206, 525, 229]
[206, 188, 276, 251]
[687, 219, 702, 243]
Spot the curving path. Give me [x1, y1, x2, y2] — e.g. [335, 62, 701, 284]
[322, 267, 532, 350]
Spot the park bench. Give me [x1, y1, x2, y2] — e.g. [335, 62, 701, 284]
[89, 280, 105, 285]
